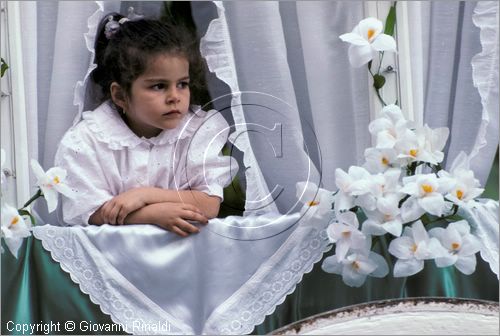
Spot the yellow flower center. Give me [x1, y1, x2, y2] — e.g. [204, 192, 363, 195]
[383, 214, 392, 221]
[410, 244, 418, 253]
[409, 149, 418, 157]
[421, 184, 433, 194]
[352, 261, 360, 270]
[307, 201, 319, 207]
[367, 29, 375, 41]
[342, 231, 351, 238]
[11, 216, 19, 226]
[451, 242, 460, 250]
[53, 176, 60, 184]
[456, 190, 464, 200]
[381, 157, 389, 166]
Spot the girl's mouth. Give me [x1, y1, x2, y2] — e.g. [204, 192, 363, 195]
[163, 110, 181, 116]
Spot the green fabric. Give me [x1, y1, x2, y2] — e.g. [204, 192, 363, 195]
[2, 238, 126, 335]
[2, 233, 497, 335]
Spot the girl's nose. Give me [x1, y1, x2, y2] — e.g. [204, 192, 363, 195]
[166, 88, 180, 105]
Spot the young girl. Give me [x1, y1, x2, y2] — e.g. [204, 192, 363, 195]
[55, 12, 237, 237]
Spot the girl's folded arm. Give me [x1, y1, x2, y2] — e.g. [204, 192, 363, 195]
[89, 202, 209, 237]
[138, 187, 221, 219]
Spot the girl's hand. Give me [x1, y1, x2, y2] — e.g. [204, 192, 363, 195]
[151, 202, 209, 237]
[101, 188, 149, 225]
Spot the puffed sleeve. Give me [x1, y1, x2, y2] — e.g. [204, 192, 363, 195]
[54, 126, 114, 225]
[177, 110, 239, 201]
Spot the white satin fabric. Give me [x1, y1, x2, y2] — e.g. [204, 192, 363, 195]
[33, 214, 332, 334]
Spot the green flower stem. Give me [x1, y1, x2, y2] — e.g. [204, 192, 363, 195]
[375, 88, 387, 106]
[421, 205, 460, 226]
[20, 188, 43, 210]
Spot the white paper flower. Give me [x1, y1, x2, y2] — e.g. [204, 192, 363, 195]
[438, 152, 484, 208]
[362, 207, 404, 237]
[369, 104, 411, 149]
[364, 147, 398, 173]
[396, 125, 449, 165]
[30, 159, 75, 213]
[429, 220, 481, 274]
[326, 211, 367, 260]
[322, 250, 389, 287]
[296, 181, 334, 224]
[388, 220, 447, 277]
[339, 17, 397, 68]
[399, 174, 448, 222]
[1, 203, 31, 258]
[335, 166, 375, 212]
[368, 169, 404, 214]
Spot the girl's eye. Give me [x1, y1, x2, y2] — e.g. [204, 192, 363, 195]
[177, 81, 190, 89]
[151, 84, 165, 90]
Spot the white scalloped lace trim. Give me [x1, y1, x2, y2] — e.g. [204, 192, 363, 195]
[202, 225, 332, 334]
[32, 225, 194, 335]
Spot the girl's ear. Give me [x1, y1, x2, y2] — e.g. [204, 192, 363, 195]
[110, 82, 128, 110]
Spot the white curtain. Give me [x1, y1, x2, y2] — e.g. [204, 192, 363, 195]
[18, 1, 497, 203]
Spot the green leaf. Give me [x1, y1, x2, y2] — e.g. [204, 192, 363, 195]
[18, 209, 36, 226]
[1, 58, 9, 78]
[384, 3, 397, 37]
[373, 74, 386, 89]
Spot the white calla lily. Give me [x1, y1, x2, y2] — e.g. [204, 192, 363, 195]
[340, 17, 397, 67]
[30, 159, 75, 213]
[1, 203, 31, 258]
[429, 220, 481, 274]
[388, 220, 447, 277]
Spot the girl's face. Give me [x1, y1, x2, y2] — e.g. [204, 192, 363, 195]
[118, 54, 191, 138]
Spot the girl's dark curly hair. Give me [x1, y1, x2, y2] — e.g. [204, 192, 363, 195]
[92, 13, 206, 105]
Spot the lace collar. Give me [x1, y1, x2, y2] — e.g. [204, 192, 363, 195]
[81, 101, 206, 150]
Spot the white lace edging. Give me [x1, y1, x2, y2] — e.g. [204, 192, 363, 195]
[469, 1, 499, 161]
[200, 2, 278, 215]
[202, 223, 332, 335]
[32, 225, 195, 335]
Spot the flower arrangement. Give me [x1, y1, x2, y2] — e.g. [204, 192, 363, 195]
[296, 7, 486, 287]
[1, 149, 74, 257]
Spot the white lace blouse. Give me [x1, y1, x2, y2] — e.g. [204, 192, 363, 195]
[55, 100, 238, 225]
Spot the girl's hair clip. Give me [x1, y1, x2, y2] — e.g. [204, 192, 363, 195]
[104, 7, 144, 40]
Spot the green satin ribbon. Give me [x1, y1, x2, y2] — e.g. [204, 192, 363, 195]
[2, 235, 498, 335]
